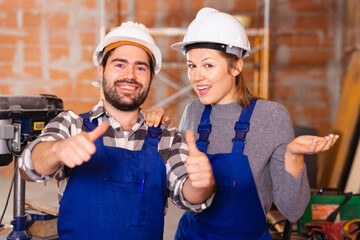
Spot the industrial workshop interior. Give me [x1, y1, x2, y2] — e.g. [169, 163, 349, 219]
[0, 0, 360, 239]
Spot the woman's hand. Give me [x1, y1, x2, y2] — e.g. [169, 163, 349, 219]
[287, 134, 339, 155]
[284, 134, 339, 178]
[143, 107, 171, 128]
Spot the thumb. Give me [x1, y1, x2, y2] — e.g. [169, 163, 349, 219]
[185, 129, 200, 155]
[88, 121, 109, 142]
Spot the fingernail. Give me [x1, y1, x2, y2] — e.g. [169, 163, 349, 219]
[314, 138, 317, 142]
[330, 134, 334, 138]
[335, 135, 339, 139]
[326, 137, 329, 141]
[154, 124, 158, 127]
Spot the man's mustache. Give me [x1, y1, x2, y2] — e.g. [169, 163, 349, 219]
[114, 79, 142, 88]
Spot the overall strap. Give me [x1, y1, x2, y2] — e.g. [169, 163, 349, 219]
[232, 100, 257, 154]
[143, 126, 162, 151]
[79, 112, 98, 132]
[196, 105, 212, 153]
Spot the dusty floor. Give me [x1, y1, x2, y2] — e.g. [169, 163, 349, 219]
[0, 175, 184, 240]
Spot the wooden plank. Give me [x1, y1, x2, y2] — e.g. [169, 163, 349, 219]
[317, 51, 360, 188]
[25, 199, 59, 216]
[28, 217, 58, 238]
[345, 137, 360, 193]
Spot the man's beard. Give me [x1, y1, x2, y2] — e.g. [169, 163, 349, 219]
[102, 77, 150, 111]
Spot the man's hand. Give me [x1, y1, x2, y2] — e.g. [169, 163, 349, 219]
[52, 121, 109, 168]
[183, 130, 215, 204]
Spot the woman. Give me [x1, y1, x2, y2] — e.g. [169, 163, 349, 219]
[146, 7, 338, 240]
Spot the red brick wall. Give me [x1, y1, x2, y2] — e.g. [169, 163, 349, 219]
[0, 0, 100, 114]
[0, 0, 341, 177]
[270, 0, 337, 136]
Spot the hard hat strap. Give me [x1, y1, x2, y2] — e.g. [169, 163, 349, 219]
[184, 42, 245, 58]
[105, 41, 155, 63]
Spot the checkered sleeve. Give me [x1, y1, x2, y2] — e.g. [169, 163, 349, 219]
[18, 110, 84, 182]
[159, 127, 214, 212]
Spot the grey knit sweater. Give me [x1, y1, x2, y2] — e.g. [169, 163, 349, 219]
[179, 99, 310, 222]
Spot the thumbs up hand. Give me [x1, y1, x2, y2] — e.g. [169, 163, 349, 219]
[53, 121, 109, 168]
[185, 129, 215, 190]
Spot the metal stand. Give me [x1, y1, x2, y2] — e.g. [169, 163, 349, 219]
[7, 157, 31, 240]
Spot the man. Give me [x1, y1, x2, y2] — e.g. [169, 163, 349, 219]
[19, 21, 215, 240]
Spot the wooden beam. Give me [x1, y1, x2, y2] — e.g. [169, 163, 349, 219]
[317, 51, 360, 188]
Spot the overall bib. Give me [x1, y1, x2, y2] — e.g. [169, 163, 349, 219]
[175, 100, 272, 240]
[57, 113, 167, 240]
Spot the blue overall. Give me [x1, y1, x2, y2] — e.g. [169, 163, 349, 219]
[57, 113, 167, 240]
[175, 100, 272, 240]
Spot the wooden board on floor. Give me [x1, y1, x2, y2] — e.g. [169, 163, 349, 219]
[317, 51, 360, 188]
[28, 217, 58, 238]
[25, 199, 59, 216]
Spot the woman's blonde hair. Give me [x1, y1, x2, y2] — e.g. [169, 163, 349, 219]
[220, 51, 260, 107]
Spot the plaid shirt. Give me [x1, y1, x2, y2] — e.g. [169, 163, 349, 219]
[19, 100, 212, 213]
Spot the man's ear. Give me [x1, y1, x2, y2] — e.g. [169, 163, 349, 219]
[231, 58, 244, 77]
[97, 65, 104, 82]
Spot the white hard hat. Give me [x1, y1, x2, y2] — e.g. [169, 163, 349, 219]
[93, 21, 162, 74]
[171, 7, 251, 58]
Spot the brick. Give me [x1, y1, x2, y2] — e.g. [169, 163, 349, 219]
[189, 1, 206, 12]
[0, 46, 16, 62]
[28, 87, 51, 95]
[51, 82, 73, 98]
[76, 67, 97, 80]
[162, 14, 190, 27]
[274, 14, 335, 31]
[232, 0, 258, 12]
[80, 49, 93, 65]
[306, 121, 331, 137]
[80, 0, 97, 9]
[288, 49, 333, 65]
[24, 65, 42, 78]
[80, 31, 97, 46]
[81, 48, 94, 63]
[276, 32, 334, 48]
[49, 68, 70, 79]
[119, 0, 128, 11]
[271, 85, 296, 101]
[49, 47, 69, 61]
[23, 11, 42, 27]
[287, 0, 336, 12]
[163, 0, 186, 12]
[0, 64, 19, 78]
[78, 14, 98, 28]
[273, 67, 327, 85]
[63, 100, 98, 114]
[305, 86, 330, 102]
[0, 11, 18, 27]
[135, 12, 157, 27]
[44, 13, 69, 28]
[274, 48, 333, 66]
[75, 82, 100, 99]
[0, 83, 13, 94]
[135, 0, 158, 12]
[0, 0, 41, 10]
[0, 29, 41, 45]
[48, 29, 68, 45]
[24, 47, 41, 62]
